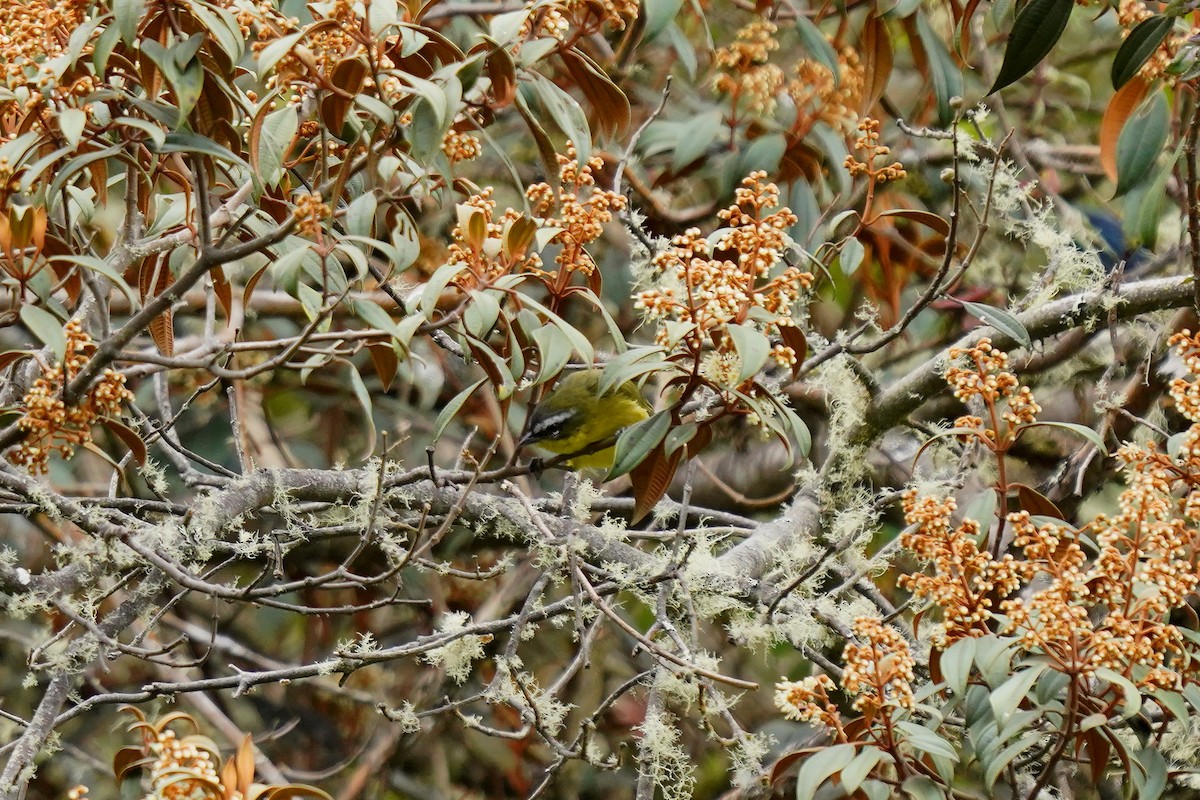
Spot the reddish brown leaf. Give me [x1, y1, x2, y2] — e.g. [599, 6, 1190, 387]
[1013, 483, 1066, 520]
[958, 0, 984, 59]
[242, 262, 271, 309]
[140, 255, 175, 357]
[859, 14, 894, 116]
[1081, 729, 1110, 785]
[928, 646, 943, 685]
[366, 343, 399, 392]
[112, 746, 150, 783]
[102, 418, 148, 467]
[559, 49, 631, 138]
[1100, 77, 1150, 183]
[779, 325, 807, 379]
[874, 208, 951, 237]
[211, 266, 232, 321]
[0, 350, 32, 371]
[486, 47, 518, 109]
[629, 444, 682, 523]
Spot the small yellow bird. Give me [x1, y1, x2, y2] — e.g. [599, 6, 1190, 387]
[518, 369, 652, 469]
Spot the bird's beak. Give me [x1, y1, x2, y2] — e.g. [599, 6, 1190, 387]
[517, 430, 535, 449]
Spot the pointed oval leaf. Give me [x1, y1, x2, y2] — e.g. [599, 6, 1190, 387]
[1115, 90, 1168, 196]
[960, 300, 1032, 350]
[1112, 16, 1175, 90]
[725, 323, 770, 384]
[20, 305, 66, 361]
[795, 743, 858, 797]
[988, 0, 1075, 94]
[608, 410, 671, 480]
[1100, 77, 1150, 183]
[432, 377, 487, 442]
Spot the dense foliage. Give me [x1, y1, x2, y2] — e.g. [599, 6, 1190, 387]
[5, 0, 1200, 798]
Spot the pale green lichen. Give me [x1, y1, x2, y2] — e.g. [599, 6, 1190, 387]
[423, 611, 487, 684]
[728, 731, 772, 789]
[635, 705, 695, 800]
[381, 700, 422, 733]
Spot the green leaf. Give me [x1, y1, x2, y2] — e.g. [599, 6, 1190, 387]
[960, 300, 1032, 350]
[839, 237, 866, 276]
[514, 295, 594, 364]
[988, 0, 1075, 93]
[1151, 688, 1189, 725]
[528, 74, 592, 164]
[269, 244, 314, 296]
[643, 0, 686, 41]
[989, 665, 1047, 727]
[346, 365, 377, 455]
[1023, 421, 1108, 454]
[572, 290, 628, 352]
[114, 0, 145, 44]
[983, 731, 1044, 790]
[532, 324, 573, 384]
[1094, 667, 1144, 720]
[1116, 91, 1169, 195]
[608, 410, 671, 480]
[51, 255, 138, 306]
[901, 775, 944, 800]
[420, 260, 468, 319]
[433, 378, 487, 442]
[795, 16, 840, 78]
[353, 298, 404, 339]
[795, 743, 857, 797]
[915, 13, 964, 125]
[1134, 747, 1168, 800]
[463, 290, 502, 339]
[20, 305, 66, 361]
[973, 636, 1016, 688]
[1124, 152, 1173, 250]
[735, 133, 787, 179]
[672, 108, 723, 173]
[861, 780, 894, 800]
[257, 31, 305, 76]
[259, 106, 298, 188]
[1113, 16, 1175, 90]
[59, 108, 87, 149]
[839, 748, 886, 795]
[894, 721, 960, 761]
[150, 132, 247, 168]
[940, 636, 977, 696]
[725, 324, 770, 384]
[598, 347, 672, 395]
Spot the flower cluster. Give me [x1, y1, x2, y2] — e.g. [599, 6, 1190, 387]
[1116, 0, 1182, 82]
[844, 119, 907, 185]
[787, 49, 864, 135]
[0, 0, 90, 90]
[117, 709, 329, 800]
[293, 191, 332, 239]
[775, 674, 843, 731]
[945, 338, 1041, 441]
[635, 172, 810, 374]
[523, 0, 639, 39]
[444, 189, 543, 288]
[841, 616, 916, 714]
[913, 335, 1200, 688]
[714, 20, 865, 130]
[898, 491, 1023, 646]
[525, 146, 627, 278]
[10, 320, 133, 475]
[442, 129, 482, 163]
[256, 0, 354, 90]
[713, 21, 786, 114]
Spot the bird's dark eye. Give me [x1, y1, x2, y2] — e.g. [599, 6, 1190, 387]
[531, 410, 575, 440]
